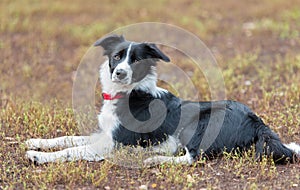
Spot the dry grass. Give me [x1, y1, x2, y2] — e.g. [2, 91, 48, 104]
[1, 0, 300, 189]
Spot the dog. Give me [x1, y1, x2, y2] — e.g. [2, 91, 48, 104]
[25, 35, 300, 165]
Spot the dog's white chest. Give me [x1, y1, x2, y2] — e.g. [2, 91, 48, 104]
[98, 101, 119, 135]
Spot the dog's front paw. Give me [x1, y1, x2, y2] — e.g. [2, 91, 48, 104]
[26, 150, 48, 164]
[25, 138, 51, 150]
[25, 139, 42, 150]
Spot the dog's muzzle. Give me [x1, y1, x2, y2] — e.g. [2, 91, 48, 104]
[112, 68, 131, 84]
[115, 69, 127, 80]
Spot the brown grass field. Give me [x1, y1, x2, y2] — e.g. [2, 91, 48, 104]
[1, 0, 300, 189]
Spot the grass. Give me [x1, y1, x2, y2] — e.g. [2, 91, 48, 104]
[1, 0, 300, 189]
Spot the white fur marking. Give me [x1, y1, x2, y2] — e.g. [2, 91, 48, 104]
[100, 61, 135, 95]
[112, 43, 133, 84]
[151, 136, 179, 155]
[97, 100, 120, 135]
[285, 142, 300, 155]
[143, 147, 193, 166]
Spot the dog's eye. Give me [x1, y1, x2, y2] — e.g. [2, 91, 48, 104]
[113, 55, 121, 61]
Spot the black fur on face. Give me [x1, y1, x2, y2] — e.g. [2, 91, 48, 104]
[94, 35, 131, 74]
[94, 35, 170, 83]
[129, 43, 170, 82]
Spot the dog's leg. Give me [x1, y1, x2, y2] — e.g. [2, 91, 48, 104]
[150, 136, 178, 155]
[26, 144, 103, 164]
[26, 134, 114, 164]
[143, 147, 194, 166]
[25, 136, 91, 150]
[255, 126, 295, 163]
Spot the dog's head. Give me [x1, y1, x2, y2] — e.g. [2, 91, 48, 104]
[94, 35, 170, 85]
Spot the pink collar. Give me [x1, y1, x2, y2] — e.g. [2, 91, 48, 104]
[102, 93, 124, 100]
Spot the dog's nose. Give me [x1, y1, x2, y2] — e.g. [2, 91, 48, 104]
[115, 69, 127, 80]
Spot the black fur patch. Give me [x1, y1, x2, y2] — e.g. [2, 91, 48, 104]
[113, 90, 180, 147]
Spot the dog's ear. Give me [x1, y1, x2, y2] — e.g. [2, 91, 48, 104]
[144, 43, 170, 62]
[94, 35, 125, 55]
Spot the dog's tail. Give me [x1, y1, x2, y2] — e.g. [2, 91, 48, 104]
[249, 113, 299, 164]
[284, 142, 300, 157]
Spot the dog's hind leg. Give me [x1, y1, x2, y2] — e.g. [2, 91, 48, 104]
[255, 126, 295, 164]
[143, 147, 194, 166]
[25, 136, 91, 150]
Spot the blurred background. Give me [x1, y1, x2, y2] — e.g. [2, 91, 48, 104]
[1, 1, 300, 188]
[0, 0, 299, 104]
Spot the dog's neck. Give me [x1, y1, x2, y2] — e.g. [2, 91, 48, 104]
[100, 61, 165, 98]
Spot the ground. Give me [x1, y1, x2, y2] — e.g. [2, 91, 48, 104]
[0, 0, 300, 189]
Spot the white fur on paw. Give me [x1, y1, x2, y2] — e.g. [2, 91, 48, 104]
[143, 156, 168, 166]
[26, 150, 48, 164]
[143, 157, 154, 166]
[25, 139, 43, 150]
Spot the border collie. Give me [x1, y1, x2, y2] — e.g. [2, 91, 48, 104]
[25, 35, 300, 165]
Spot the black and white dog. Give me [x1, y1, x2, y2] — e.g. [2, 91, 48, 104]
[26, 35, 300, 165]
